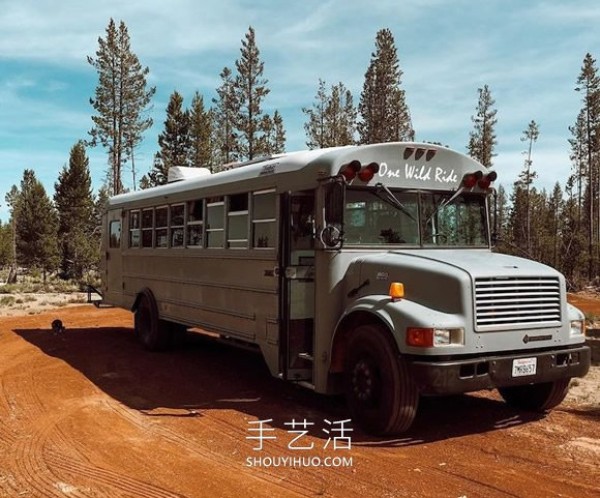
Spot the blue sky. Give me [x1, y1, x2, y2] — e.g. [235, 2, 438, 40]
[0, 0, 599, 221]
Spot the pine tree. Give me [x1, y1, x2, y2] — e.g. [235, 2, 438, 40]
[507, 182, 528, 255]
[568, 110, 587, 229]
[189, 91, 213, 169]
[0, 222, 13, 268]
[528, 188, 548, 262]
[493, 184, 509, 253]
[467, 84, 498, 168]
[146, 91, 191, 187]
[212, 66, 239, 166]
[54, 142, 98, 279]
[573, 53, 600, 279]
[303, 79, 328, 149]
[14, 170, 59, 280]
[4, 186, 19, 283]
[272, 110, 286, 153]
[561, 177, 588, 287]
[327, 83, 356, 146]
[545, 182, 564, 269]
[358, 28, 413, 144]
[145, 153, 168, 187]
[94, 186, 110, 231]
[234, 26, 270, 160]
[516, 120, 540, 255]
[88, 18, 156, 195]
[304, 80, 356, 148]
[259, 111, 286, 155]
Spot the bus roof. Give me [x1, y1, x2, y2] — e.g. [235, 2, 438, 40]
[108, 142, 491, 208]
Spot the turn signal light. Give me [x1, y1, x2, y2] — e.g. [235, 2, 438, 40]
[389, 282, 405, 300]
[358, 162, 380, 182]
[406, 327, 434, 347]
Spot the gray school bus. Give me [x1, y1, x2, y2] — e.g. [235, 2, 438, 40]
[101, 142, 591, 435]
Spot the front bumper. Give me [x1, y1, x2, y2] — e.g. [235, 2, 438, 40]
[409, 344, 591, 395]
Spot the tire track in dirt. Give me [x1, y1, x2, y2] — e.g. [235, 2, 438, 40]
[124, 400, 417, 498]
[1, 351, 69, 497]
[408, 427, 600, 498]
[1, 340, 180, 498]
[11, 395, 188, 498]
[0, 378, 18, 446]
[101, 398, 325, 497]
[45, 451, 187, 498]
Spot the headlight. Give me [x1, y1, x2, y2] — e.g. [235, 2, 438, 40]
[569, 320, 585, 336]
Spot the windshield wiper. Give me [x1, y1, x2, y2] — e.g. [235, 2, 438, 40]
[373, 183, 416, 221]
[425, 187, 464, 224]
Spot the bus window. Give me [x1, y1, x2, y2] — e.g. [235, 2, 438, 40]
[227, 193, 249, 249]
[206, 197, 224, 248]
[170, 204, 185, 248]
[344, 189, 418, 245]
[129, 210, 140, 247]
[291, 195, 315, 250]
[141, 209, 153, 248]
[155, 206, 168, 248]
[109, 220, 121, 248]
[252, 190, 276, 248]
[187, 200, 203, 247]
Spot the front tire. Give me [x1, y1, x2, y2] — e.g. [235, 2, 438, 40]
[498, 378, 571, 411]
[344, 324, 419, 436]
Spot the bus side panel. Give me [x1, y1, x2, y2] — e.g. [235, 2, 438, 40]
[121, 249, 281, 373]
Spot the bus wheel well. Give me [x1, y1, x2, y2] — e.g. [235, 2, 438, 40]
[131, 294, 141, 313]
[131, 287, 155, 313]
[330, 312, 395, 373]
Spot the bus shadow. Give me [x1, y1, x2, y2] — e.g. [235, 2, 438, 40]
[15, 325, 545, 447]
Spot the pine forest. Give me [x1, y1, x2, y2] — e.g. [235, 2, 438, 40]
[0, 21, 599, 290]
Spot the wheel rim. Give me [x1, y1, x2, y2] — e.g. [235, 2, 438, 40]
[352, 357, 380, 405]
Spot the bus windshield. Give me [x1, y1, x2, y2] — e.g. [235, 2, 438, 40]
[421, 192, 488, 247]
[343, 189, 488, 247]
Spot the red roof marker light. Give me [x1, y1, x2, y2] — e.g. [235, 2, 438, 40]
[462, 171, 483, 188]
[358, 162, 380, 182]
[478, 171, 498, 189]
[339, 160, 361, 181]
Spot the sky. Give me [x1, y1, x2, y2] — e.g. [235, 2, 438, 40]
[0, 0, 599, 221]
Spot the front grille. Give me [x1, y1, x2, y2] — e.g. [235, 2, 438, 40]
[474, 276, 562, 330]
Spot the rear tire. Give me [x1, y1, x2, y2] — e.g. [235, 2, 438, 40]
[344, 324, 419, 436]
[134, 289, 169, 351]
[498, 378, 571, 411]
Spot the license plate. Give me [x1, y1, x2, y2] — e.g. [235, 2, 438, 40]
[512, 357, 537, 377]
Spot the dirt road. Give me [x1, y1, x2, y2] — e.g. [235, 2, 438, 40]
[0, 302, 598, 498]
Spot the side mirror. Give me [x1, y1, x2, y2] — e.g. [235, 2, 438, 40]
[320, 225, 342, 247]
[324, 180, 344, 224]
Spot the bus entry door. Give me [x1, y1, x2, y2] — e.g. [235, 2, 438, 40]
[282, 193, 315, 382]
[103, 208, 124, 305]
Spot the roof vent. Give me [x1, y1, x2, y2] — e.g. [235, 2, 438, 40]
[167, 166, 212, 183]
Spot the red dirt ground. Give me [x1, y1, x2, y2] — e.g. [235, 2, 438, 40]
[0, 300, 598, 498]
